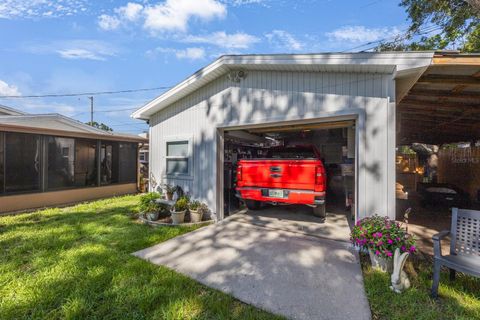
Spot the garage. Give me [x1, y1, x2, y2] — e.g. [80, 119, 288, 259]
[132, 52, 450, 224]
[221, 119, 356, 231]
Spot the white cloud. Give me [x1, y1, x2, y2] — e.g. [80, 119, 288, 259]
[115, 2, 143, 21]
[26, 40, 118, 61]
[265, 30, 303, 51]
[99, 0, 226, 33]
[326, 25, 401, 44]
[0, 0, 88, 19]
[182, 31, 259, 49]
[98, 14, 121, 31]
[147, 47, 206, 60]
[0, 80, 21, 96]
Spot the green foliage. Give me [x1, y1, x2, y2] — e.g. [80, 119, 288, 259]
[163, 184, 178, 194]
[378, 0, 480, 52]
[0, 196, 280, 320]
[139, 192, 161, 212]
[85, 121, 113, 132]
[351, 215, 416, 259]
[398, 145, 417, 155]
[173, 197, 189, 212]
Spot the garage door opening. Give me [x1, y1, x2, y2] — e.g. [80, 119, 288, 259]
[220, 120, 356, 236]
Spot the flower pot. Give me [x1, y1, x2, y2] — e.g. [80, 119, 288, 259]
[145, 211, 160, 221]
[368, 249, 393, 273]
[190, 210, 203, 223]
[170, 210, 186, 225]
[166, 192, 174, 201]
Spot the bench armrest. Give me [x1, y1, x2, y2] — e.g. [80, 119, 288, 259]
[432, 230, 450, 258]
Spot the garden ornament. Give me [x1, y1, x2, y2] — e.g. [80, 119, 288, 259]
[390, 248, 411, 293]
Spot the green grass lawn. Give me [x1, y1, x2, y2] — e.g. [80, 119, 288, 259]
[0, 195, 281, 320]
[361, 254, 480, 320]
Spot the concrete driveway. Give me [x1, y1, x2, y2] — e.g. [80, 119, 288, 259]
[133, 210, 371, 320]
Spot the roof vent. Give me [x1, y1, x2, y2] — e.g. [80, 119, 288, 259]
[227, 70, 247, 83]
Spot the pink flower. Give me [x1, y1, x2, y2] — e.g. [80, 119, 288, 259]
[409, 245, 416, 253]
[375, 250, 381, 256]
[385, 250, 393, 257]
[401, 246, 406, 252]
[377, 241, 383, 246]
[387, 239, 393, 244]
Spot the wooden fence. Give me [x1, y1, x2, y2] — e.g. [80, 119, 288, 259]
[438, 146, 480, 201]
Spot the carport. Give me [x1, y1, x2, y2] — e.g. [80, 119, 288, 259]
[395, 53, 480, 254]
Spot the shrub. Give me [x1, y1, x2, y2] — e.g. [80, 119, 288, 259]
[139, 192, 161, 212]
[173, 197, 189, 212]
[351, 215, 416, 259]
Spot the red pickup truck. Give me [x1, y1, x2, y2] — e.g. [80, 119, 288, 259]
[235, 145, 326, 217]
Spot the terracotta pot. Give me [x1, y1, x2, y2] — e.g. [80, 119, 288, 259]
[166, 192, 174, 201]
[170, 210, 186, 224]
[368, 249, 393, 273]
[189, 210, 203, 223]
[146, 211, 159, 221]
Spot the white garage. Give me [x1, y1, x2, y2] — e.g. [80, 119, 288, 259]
[132, 52, 436, 221]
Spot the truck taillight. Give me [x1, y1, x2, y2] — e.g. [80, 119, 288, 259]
[315, 166, 324, 186]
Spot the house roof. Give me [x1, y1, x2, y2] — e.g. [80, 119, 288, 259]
[0, 113, 147, 143]
[0, 105, 27, 116]
[131, 51, 437, 120]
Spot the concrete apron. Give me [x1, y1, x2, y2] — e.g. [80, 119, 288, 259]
[133, 213, 371, 320]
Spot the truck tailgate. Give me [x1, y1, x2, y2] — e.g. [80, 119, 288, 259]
[237, 159, 321, 190]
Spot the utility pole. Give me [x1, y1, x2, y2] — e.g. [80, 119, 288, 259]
[88, 96, 94, 125]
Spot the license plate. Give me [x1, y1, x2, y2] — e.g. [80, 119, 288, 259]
[268, 189, 285, 198]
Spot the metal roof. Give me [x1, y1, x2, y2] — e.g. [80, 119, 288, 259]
[0, 113, 146, 143]
[0, 105, 27, 116]
[131, 51, 436, 120]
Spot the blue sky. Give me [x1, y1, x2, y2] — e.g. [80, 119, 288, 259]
[0, 0, 408, 134]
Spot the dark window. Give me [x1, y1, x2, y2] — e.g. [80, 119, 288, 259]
[47, 137, 75, 190]
[118, 143, 137, 183]
[266, 147, 317, 159]
[100, 141, 119, 185]
[0, 133, 4, 194]
[75, 139, 98, 187]
[5, 132, 41, 193]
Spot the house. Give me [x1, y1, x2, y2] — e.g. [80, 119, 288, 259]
[0, 107, 146, 213]
[132, 51, 480, 221]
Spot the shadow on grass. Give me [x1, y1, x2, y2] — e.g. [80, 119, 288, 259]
[360, 254, 480, 320]
[0, 196, 281, 320]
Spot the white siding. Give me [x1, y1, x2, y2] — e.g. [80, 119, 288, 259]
[150, 70, 395, 220]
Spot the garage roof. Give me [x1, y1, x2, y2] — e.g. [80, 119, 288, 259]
[131, 52, 436, 120]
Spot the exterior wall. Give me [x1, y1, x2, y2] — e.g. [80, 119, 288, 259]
[149, 70, 396, 220]
[0, 183, 137, 214]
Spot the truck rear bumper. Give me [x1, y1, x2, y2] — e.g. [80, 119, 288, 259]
[236, 187, 325, 205]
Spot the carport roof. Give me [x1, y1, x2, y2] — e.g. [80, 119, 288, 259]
[132, 52, 436, 120]
[398, 53, 480, 145]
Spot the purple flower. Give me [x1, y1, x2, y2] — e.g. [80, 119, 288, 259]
[385, 250, 393, 257]
[387, 239, 393, 244]
[378, 241, 383, 246]
[409, 245, 416, 253]
[375, 250, 381, 256]
[401, 246, 406, 252]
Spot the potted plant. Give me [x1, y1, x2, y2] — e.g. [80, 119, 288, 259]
[189, 200, 209, 223]
[171, 197, 189, 224]
[144, 202, 161, 221]
[139, 192, 161, 221]
[350, 215, 416, 273]
[163, 184, 177, 201]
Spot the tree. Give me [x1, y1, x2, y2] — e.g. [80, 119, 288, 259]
[86, 121, 113, 132]
[378, 0, 480, 52]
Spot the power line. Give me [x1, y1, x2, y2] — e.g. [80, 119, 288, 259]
[0, 86, 172, 99]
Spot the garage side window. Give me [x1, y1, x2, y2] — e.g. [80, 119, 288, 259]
[166, 140, 191, 176]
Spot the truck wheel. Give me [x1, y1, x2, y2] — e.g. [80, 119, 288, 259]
[313, 204, 326, 218]
[245, 200, 261, 210]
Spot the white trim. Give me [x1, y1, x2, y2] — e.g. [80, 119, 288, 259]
[162, 135, 194, 180]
